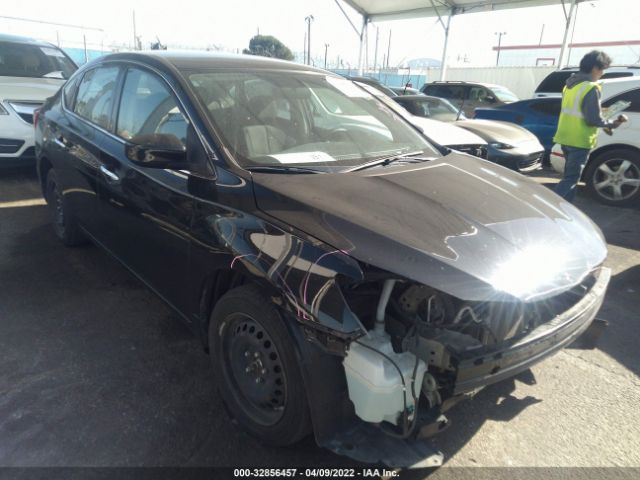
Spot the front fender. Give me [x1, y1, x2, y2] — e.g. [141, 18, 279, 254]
[189, 194, 365, 339]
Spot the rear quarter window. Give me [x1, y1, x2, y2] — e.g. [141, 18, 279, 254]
[601, 72, 633, 80]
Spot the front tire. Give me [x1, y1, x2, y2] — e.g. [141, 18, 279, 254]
[209, 285, 311, 446]
[45, 169, 87, 246]
[584, 149, 640, 206]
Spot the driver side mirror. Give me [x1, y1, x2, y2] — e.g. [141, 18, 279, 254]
[125, 133, 188, 169]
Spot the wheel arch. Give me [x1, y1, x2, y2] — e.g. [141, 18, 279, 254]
[583, 143, 640, 180]
[37, 155, 53, 200]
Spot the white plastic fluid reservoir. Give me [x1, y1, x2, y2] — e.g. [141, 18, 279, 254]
[343, 332, 427, 425]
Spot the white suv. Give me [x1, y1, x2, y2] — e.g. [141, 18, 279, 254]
[0, 34, 77, 167]
[535, 66, 640, 98]
[550, 77, 640, 206]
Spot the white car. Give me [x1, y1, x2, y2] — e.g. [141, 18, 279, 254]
[0, 33, 77, 167]
[535, 66, 640, 98]
[356, 81, 488, 159]
[550, 77, 640, 206]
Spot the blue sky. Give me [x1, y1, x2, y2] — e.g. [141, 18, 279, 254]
[1, 0, 639, 67]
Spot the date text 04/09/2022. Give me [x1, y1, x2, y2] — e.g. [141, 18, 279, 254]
[233, 468, 400, 478]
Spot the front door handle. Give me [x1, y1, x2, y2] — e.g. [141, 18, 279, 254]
[53, 135, 67, 149]
[99, 164, 120, 182]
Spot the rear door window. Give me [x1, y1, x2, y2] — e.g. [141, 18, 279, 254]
[424, 84, 466, 100]
[74, 66, 120, 130]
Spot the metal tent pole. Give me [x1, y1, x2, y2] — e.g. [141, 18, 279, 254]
[558, 0, 577, 68]
[439, 11, 453, 80]
[357, 16, 367, 75]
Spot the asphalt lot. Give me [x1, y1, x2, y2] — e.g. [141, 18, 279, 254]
[0, 166, 639, 474]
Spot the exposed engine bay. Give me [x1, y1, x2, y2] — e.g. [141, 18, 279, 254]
[340, 271, 602, 438]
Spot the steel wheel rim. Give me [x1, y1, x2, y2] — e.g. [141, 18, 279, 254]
[593, 158, 640, 201]
[221, 313, 287, 426]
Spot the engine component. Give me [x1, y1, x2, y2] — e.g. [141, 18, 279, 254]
[343, 331, 427, 426]
[397, 285, 453, 325]
[375, 279, 397, 335]
[421, 373, 441, 409]
[402, 329, 482, 368]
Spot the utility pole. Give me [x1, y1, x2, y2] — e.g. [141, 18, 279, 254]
[539, 24, 545, 45]
[83, 34, 88, 63]
[303, 29, 307, 64]
[495, 31, 506, 66]
[386, 30, 392, 69]
[324, 43, 329, 69]
[373, 26, 379, 72]
[305, 15, 314, 65]
[132, 10, 137, 51]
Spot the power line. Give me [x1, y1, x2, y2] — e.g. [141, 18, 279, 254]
[0, 15, 103, 32]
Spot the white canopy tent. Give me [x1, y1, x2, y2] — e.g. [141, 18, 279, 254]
[335, 0, 594, 78]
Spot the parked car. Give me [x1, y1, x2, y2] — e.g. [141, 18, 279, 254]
[474, 98, 561, 163]
[357, 82, 488, 159]
[394, 95, 544, 172]
[37, 51, 610, 467]
[534, 66, 640, 98]
[390, 85, 422, 96]
[0, 33, 77, 167]
[420, 81, 518, 117]
[345, 75, 398, 97]
[550, 77, 640, 206]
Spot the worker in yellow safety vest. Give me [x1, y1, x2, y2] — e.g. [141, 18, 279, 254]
[553, 50, 627, 202]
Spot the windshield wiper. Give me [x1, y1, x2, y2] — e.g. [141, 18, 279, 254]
[345, 151, 428, 172]
[245, 165, 324, 174]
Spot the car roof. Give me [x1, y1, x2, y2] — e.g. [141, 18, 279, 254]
[346, 75, 384, 84]
[395, 94, 442, 102]
[560, 65, 640, 71]
[426, 81, 504, 89]
[0, 33, 56, 48]
[95, 50, 333, 75]
[600, 76, 640, 99]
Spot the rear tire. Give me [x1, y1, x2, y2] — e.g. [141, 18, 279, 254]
[45, 169, 87, 246]
[208, 284, 311, 446]
[584, 149, 640, 206]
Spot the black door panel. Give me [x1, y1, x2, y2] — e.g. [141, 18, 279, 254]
[96, 66, 194, 317]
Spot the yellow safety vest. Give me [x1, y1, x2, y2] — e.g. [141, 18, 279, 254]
[553, 81, 601, 149]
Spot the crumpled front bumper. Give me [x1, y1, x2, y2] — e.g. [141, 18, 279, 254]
[453, 267, 611, 394]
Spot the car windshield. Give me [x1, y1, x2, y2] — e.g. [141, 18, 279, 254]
[186, 70, 439, 169]
[490, 87, 518, 103]
[0, 41, 77, 79]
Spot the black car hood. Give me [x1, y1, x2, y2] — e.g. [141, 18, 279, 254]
[251, 153, 607, 302]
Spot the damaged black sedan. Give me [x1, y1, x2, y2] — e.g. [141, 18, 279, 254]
[35, 52, 609, 467]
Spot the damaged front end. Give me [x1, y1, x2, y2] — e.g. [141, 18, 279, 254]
[248, 156, 610, 466]
[314, 265, 610, 467]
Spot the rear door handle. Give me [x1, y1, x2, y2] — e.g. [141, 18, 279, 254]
[99, 165, 120, 182]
